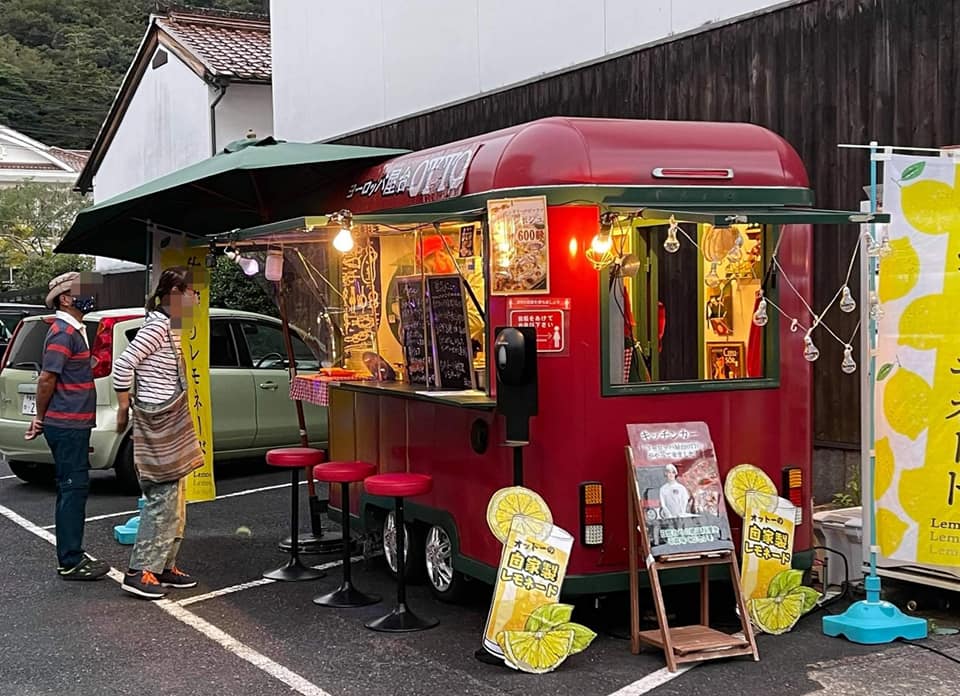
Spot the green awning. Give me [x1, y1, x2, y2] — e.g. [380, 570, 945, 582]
[635, 206, 889, 226]
[212, 210, 486, 246]
[56, 138, 408, 264]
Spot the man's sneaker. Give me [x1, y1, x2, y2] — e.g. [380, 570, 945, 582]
[58, 556, 109, 581]
[157, 567, 198, 589]
[122, 570, 167, 599]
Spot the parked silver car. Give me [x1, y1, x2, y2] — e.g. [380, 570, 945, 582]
[0, 308, 327, 493]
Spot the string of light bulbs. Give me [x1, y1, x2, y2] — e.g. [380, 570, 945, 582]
[662, 215, 888, 375]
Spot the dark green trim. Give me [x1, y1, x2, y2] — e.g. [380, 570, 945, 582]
[638, 206, 889, 226]
[599, 223, 782, 397]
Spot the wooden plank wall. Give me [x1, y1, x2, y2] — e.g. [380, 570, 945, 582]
[335, 0, 958, 446]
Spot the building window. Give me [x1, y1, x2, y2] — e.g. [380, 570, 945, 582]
[602, 221, 776, 395]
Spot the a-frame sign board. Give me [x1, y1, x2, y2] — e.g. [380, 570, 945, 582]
[625, 444, 759, 672]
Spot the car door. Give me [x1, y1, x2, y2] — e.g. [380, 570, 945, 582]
[236, 319, 328, 448]
[208, 318, 256, 451]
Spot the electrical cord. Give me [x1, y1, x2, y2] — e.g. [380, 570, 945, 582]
[896, 638, 960, 665]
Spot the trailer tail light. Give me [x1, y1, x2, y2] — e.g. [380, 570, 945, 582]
[580, 481, 604, 546]
[782, 467, 804, 524]
[651, 167, 734, 180]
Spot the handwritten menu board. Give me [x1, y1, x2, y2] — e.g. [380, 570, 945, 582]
[396, 276, 432, 386]
[626, 421, 733, 558]
[426, 274, 476, 390]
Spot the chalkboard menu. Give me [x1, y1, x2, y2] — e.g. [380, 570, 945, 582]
[426, 274, 476, 390]
[396, 276, 432, 386]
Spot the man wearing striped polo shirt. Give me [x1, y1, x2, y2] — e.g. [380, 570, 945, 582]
[26, 272, 109, 580]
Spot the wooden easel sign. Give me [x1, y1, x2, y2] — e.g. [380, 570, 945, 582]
[625, 421, 759, 672]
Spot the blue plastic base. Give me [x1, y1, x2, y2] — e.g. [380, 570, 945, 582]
[823, 599, 928, 644]
[114, 515, 141, 545]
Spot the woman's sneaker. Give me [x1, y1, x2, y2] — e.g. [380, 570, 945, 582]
[122, 570, 167, 599]
[157, 567, 198, 589]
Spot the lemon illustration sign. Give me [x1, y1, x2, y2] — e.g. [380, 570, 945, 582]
[740, 495, 796, 601]
[158, 244, 215, 502]
[482, 487, 594, 672]
[875, 156, 960, 567]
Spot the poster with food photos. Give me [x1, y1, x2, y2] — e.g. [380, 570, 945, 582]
[627, 421, 733, 557]
[487, 196, 550, 295]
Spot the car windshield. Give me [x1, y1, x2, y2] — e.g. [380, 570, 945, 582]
[4, 318, 98, 371]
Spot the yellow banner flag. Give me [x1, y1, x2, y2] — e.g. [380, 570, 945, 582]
[158, 244, 215, 502]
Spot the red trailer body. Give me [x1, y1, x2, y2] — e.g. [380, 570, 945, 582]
[293, 117, 856, 595]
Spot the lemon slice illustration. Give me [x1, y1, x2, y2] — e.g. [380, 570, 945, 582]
[499, 629, 574, 673]
[486, 486, 552, 543]
[748, 593, 804, 635]
[724, 464, 778, 517]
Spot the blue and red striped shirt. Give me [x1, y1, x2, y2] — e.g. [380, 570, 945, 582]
[42, 318, 96, 429]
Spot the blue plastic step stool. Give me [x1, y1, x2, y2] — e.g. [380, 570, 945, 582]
[114, 497, 145, 545]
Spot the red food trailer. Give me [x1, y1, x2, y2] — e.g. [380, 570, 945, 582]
[229, 117, 872, 599]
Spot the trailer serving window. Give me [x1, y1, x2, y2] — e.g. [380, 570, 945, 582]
[601, 219, 777, 395]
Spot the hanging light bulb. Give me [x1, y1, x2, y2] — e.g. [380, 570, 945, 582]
[664, 218, 681, 254]
[705, 262, 721, 288]
[752, 292, 768, 327]
[224, 247, 260, 276]
[878, 231, 893, 258]
[333, 227, 354, 253]
[790, 318, 799, 333]
[840, 285, 856, 313]
[841, 345, 857, 374]
[591, 212, 616, 255]
[803, 332, 820, 362]
[869, 291, 884, 321]
[865, 231, 881, 258]
[727, 232, 744, 262]
[330, 209, 355, 253]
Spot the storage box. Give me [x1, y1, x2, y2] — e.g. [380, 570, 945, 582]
[812, 507, 862, 590]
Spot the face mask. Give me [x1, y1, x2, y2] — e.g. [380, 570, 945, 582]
[72, 296, 96, 314]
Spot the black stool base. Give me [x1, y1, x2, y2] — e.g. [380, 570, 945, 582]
[279, 532, 345, 555]
[263, 559, 326, 582]
[314, 582, 380, 608]
[366, 604, 438, 633]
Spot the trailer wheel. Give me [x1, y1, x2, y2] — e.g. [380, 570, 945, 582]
[424, 524, 468, 603]
[382, 511, 424, 582]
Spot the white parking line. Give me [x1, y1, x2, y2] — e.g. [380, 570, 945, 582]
[606, 664, 693, 695]
[42, 480, 311, 529]
[0, 474, 17, 480]
[0, 501, 332, 696]
[177, 556, 363, 606]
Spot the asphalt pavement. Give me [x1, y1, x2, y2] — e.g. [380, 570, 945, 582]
[1, 461, 958, 696]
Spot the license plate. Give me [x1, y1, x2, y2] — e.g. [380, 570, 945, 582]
[21, 394, 36, 416]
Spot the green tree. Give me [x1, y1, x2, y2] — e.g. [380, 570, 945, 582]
[0, 182, 90, 259]
[15, 252, 93, 290]
[209, 255, 278, 317]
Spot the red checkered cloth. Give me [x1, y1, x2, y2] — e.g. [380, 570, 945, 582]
[623, 348, 633, 382]
[290, 376, 333, 407]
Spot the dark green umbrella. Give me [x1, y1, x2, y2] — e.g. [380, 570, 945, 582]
[56, 137, 407, 264]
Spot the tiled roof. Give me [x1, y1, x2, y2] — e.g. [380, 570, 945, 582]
[48, 147, 90, 172]
[156, 11, 271, 81]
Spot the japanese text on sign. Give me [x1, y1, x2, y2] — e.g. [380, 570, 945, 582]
[507, 298, 570, 356]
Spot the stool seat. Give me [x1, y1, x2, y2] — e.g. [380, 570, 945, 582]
[266, 447, 325, 468]
[364, 473, 432, 498]
[314, 461, 376, 484]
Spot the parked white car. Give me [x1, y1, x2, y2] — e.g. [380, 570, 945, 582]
[0, 308, 327, 493]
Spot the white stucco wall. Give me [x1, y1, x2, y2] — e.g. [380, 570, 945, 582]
[92, 48, 273, 270]
[271, 0, 792, 142]
[214, 83, 275, 151]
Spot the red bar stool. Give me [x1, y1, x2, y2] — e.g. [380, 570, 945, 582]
[312, 461, 380, 608]
[364, 473, 438, 632]
[263, 448, 327, 582]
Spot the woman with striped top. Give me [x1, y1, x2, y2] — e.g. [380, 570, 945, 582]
[114, 267, 204, 600]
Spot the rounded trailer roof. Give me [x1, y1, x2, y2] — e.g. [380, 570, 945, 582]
[329, 117, 810, 214]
